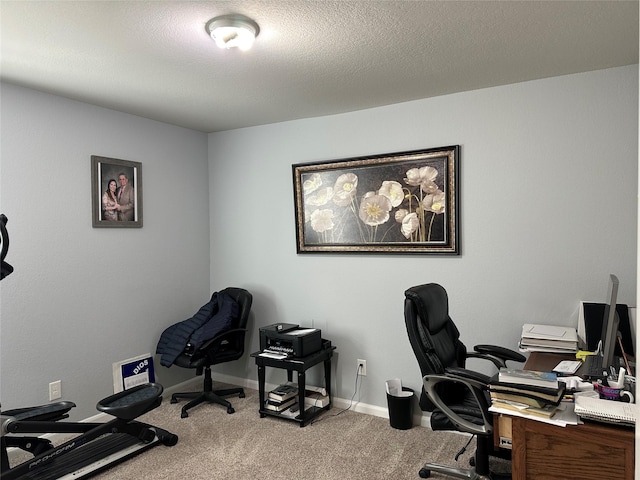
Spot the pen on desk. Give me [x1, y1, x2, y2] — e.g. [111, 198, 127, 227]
[617, 331, 633, 377]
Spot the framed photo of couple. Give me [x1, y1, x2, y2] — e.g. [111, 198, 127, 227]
[91, 155, 143, 228]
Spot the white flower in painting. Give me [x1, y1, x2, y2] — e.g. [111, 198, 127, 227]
[422, 181, 439, 195]
[424, 190, 446, 214]
[310, 209, 335, 233]
[307, 187, 334, 206]
[303, 173, 322, 195]
[332, 173, 358, 207]
[359, 193, 391, 226]
[395, 208, 409, 223]
[404, 166, 439, 193]
[378, 181, 404, 207]
[401, 212, 419, 238]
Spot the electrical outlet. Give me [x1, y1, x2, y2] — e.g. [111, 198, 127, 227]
[357, 359, 367, 376]
[49, 380, 62, 400]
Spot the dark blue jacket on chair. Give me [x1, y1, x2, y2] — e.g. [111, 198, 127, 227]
[156, 291, 239, 367]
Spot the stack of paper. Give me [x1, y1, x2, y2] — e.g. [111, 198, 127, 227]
[519, 324, 578, 353]
[489, 400, 579, 427]
[304, 390, 330, 408]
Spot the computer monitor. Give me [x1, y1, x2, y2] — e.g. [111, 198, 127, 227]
[599, 274, 620, 369]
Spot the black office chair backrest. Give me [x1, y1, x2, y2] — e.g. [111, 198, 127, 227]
[215, 287, 252, 358]
[405, 283, 467, 410]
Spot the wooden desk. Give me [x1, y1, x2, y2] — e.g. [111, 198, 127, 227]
[500, 352, 635, 480]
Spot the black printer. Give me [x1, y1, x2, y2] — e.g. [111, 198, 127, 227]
[259, 323, 322, 357]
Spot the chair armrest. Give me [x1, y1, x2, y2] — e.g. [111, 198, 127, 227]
[468, 344, 526, 368]
[198, 327, 247, 352]
[422, 369, 493, 437]
[445, 366, 491, 385]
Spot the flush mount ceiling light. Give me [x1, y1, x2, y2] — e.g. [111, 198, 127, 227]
[206, 14, 260, 51]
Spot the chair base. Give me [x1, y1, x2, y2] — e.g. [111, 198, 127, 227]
[418, 462, 510, 480]
[419, 462, 485, 479]
[170, 366, 245, 418]
[418, 435, 511, 480]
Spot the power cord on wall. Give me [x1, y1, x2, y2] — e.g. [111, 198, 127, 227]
[311, 363, 363, 425]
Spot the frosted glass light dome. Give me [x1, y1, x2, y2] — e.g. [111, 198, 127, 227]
[206, 14, 260, 51]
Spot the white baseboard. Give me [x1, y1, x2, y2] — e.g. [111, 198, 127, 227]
[68, 374, 432, 427]
[7, 373, 431, 457]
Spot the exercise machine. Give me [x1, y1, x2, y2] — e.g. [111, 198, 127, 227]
[0, 214, 13, 280]
[0, 215, 178, 478]
[1, 382, 178, 479]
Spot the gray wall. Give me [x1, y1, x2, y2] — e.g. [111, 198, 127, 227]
[208, 65, 638, 409]
[0, 83, 210, 419]
[0, 65, 637, 420]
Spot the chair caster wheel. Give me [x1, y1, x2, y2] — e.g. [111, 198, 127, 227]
[469, 457, 475, 467]
[170, 398, 177, 404]
[419, 468, 431, 478]
[227, 406, 235, 414]
[239, 392, 246, 398]
[180, 411, 188, 419]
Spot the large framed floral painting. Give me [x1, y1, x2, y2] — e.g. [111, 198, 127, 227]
[292, 146, 460, 254]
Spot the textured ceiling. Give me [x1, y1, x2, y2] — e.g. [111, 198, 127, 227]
[1, 1, 638, 133]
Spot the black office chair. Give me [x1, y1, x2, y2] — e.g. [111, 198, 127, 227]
[167, 287, 252, 418]
[404, 283, 526, 479]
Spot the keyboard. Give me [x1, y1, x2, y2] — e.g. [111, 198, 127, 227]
[582, 355, 620, 379]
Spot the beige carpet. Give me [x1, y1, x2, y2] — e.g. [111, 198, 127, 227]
[8, 385, 509, 479]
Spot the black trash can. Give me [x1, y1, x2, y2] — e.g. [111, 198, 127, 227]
[386, 386, 414, 430]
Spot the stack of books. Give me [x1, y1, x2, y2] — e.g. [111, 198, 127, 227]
[265, 383, 298, 412]
[489, 368, 566, 419]
[519, 324, 578, 353]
